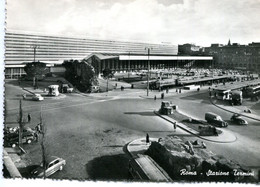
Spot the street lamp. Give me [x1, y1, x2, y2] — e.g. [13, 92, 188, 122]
[31, 45, 39, 62]
[128, 52, 130, 79]
[145, 47, 152, 96]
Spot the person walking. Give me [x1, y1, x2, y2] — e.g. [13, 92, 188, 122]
[146, 133, 150, 143]
[154, 95, 157, 100]
[173, 122, 177, 132]
[28, 113, 31, 123]
[161, 93, 164, 99]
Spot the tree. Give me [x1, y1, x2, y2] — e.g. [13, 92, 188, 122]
[17, 100, 26, 151]
[102, 68, 114, 92]
[62, 59, 98, 92]
[24, 62, 48, 87]
[39, 110, 47, 179]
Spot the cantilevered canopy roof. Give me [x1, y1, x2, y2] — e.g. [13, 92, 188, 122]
[84, 53, 213, 61]
[119, 55, 213, 61]
[84, 53, 120, 60]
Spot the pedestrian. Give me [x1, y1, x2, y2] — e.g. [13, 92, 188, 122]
[176, 89, 178, 93]
[36, 123, 42, 134]
[161, 93, 164, 99]
[154, 95, 157, 100]
[179, 89, 181, 93]
[173, 122, 177, 132]
[34, 132, 39, 142]
[146, 133, 150, 143]
[166, 88, 169, 94]
[23, 94, 26, 100]
[28, 113, 31, 123]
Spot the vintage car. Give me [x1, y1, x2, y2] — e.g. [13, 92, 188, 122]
[31, 156, 66, 178]
[32, 94, 44, 101]
[4, 127, 36, 148]
[230, 114, 248, 125]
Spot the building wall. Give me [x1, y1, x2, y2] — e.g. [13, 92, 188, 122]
[204, 43, 260, 72]
[178, 44, 201, 56]
[5, 32, 178, 65]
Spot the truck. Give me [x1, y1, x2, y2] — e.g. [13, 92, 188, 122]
[205, 112, 228, 127]
[159, 101, 177, 115]
[230, 90, 243, 105]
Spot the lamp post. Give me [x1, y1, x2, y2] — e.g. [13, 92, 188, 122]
[145, 47, 152, 96]
[30, 45, 39, 87]
[31, 45, 39, 62]
[128, 52, 130, 79]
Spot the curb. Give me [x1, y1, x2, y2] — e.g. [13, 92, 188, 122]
[23, 88, 67, 100]
[154, 111, 237, 143]
[126, 138, 158, 158]
[22, 87, 35, 94]
[210, 98, 260, 122]
[154, 110, 199, 136]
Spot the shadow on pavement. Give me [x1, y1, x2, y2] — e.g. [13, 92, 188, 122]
[124, 111, 155, 116]
[18, 165, 39, 178]
[85, 153, 130, 181]
[103, 145, 123, 148]
[167, 134, 196, 137]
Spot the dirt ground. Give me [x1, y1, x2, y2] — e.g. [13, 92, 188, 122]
[17, 124, 144, 181]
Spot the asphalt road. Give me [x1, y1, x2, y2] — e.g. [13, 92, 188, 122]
[4, 80, 260, 180]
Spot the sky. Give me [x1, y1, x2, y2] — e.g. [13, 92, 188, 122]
[5, 0, 260, 46]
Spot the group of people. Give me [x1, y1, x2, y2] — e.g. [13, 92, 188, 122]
[27, 113, 44, 141]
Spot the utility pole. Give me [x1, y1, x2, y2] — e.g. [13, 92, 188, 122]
[31, 45, 39, 62]
[128, 52, 131, 79]
[145, 47, 152, 96]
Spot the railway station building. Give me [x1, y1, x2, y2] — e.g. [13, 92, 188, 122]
[5, 31, 213, 79]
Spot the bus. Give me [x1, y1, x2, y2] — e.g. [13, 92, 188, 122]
[128, 154, 173, 182]
[246, 85, 260, 97]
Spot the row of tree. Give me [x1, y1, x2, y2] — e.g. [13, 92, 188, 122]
[23, 60, 115, 93]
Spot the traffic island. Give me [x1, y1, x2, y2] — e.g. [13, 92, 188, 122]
[210, 97, 260, 121]
[154, 110, 237, 143]
[144, 136, 257, 182]
[23, 87, 66, 100]
[126, 137, 257, 182]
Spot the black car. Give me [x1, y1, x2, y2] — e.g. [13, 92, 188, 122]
[4, 127, 37, 147]
[230, 114, 248, 125]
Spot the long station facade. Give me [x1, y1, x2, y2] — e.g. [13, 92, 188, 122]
[5, 31, 212, 79]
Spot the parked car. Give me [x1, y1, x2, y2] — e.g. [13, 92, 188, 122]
[32, 94, 44, 101]
[4, 127, 37, 147]
[61, 84, 73, 93]
[230, 114, 248, 125]
[205, 112, 228, 127]
[4, 132, 35, 148]
[31, 156, 66, 178]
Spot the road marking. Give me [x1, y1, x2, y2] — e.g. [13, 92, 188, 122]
[29, 98, 113, 113]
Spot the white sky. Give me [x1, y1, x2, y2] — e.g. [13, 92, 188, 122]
[5, 0, 260, 46]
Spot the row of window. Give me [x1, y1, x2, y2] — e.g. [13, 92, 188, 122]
[6, 33, 174, 47]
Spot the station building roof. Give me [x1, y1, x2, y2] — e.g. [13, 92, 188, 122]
[85, 53, 213, 61]
[213, 79, 260, 91]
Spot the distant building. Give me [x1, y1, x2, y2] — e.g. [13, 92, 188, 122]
[178, 43, 201, 56]
[204, 41, 260, 73]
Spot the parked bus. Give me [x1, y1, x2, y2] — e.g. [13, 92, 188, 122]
[183, 84, 200, 91]
[213, 89, 231, 100]
[128, 154, 172, 182]
[245, 85, 260, 97]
